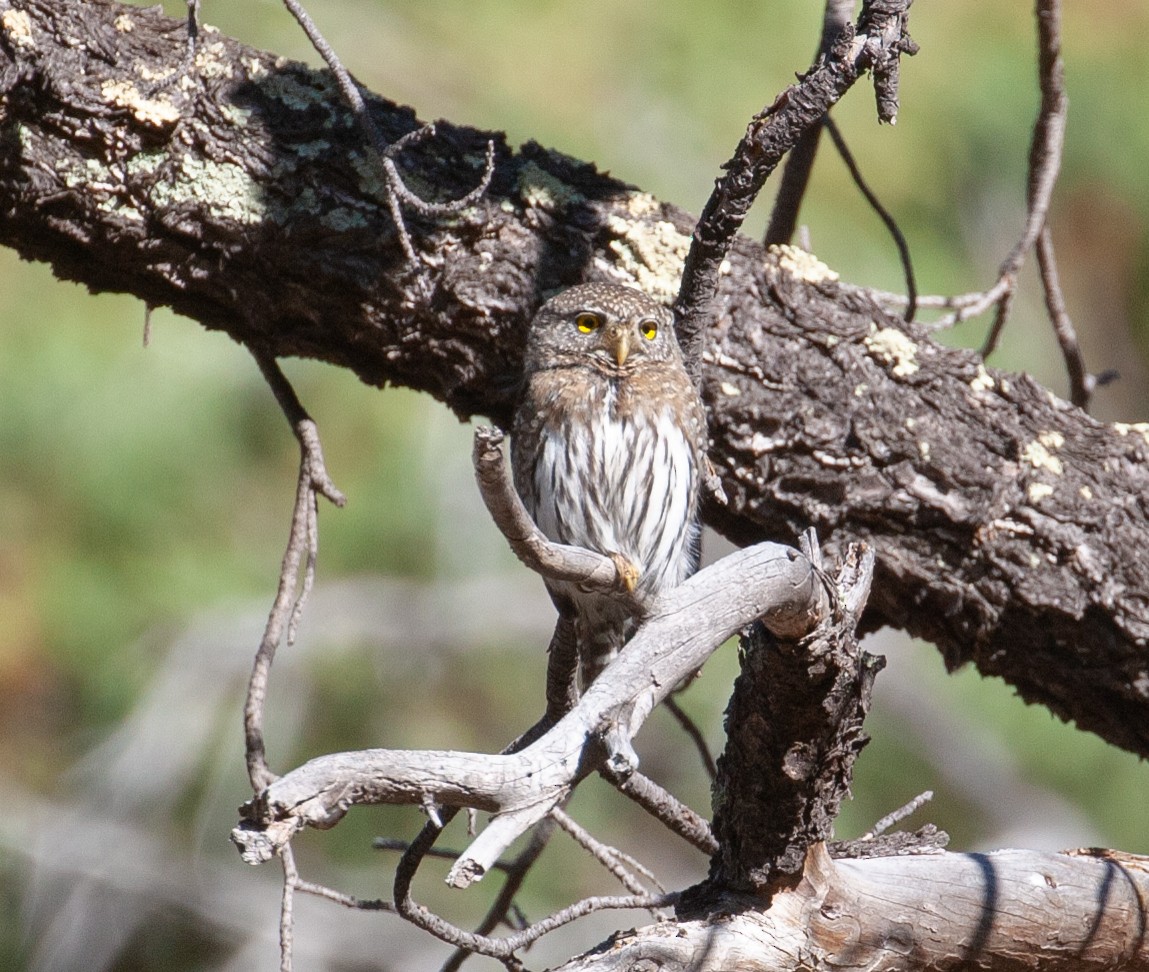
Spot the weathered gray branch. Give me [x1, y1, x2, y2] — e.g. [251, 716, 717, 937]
[232, 540, 827, 882]
[2, 1, 1148, 761]
[552, 844, 1149, 972]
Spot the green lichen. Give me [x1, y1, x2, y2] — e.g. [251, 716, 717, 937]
[516, 160, 584, 212]
[144, 156, 266, 225]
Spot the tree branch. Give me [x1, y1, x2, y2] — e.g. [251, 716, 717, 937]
[552, 844, 1149, 972]
[231, 541, 828, 874]
[2, 0, 1148, 760]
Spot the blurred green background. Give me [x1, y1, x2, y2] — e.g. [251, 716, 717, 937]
[3, 1, 1148, 969]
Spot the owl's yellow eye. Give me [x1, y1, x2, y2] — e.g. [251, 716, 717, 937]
[575, 312, 602, 334]
[639, 319, 658, 341]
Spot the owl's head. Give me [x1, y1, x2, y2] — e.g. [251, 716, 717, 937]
[524, 283, 682, 373]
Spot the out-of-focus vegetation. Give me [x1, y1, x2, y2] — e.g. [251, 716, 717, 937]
[2, 2, 1147, 969]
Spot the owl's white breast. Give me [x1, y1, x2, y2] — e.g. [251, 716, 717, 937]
[531, 390, 698, 601]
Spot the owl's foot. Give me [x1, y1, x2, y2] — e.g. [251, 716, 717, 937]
[608, 552, 641, 593]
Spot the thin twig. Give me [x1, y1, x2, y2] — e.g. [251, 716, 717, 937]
[279, 0, 495, 265]
[1036, 224, 1091, 408]
[279, 843, 298, 972]
[185, 0, 200, 57]
[551, 807, 661, 897]
[472, 427, 642, 603]
[662, 695, 717, 783]
[439, 817, 560, 972]
[956, 0, 1067, 350]
[373, 838, 517, 875]
[392, 638, 583, 965]
[823, 115, 918, 321]
[606, 769, 718, 856]
[674, 0, 916, 381]
[861, 790, 934, 840]
[244, 353, 346, 791]
[763, 0, 857, 246]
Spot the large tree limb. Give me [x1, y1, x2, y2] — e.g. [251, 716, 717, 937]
[551, 844, 1149, 972]
[1, 0, 1147, 756]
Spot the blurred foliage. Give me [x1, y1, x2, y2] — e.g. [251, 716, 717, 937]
[3, 1, 1149, 969]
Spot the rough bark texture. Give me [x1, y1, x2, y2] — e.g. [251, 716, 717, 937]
[709, 547, 880, 890]
[2, 0, 1148, 763]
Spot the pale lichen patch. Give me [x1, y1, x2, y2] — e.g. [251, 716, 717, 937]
[114, 13, 134, 31]
[1113, 422, 1149, 447]
[770, 244, 839, 284]
[865, 323, 920, 377]
[138, 64, 176, 83]
[621, 191, 661, 219]
[969, 364, 995, 393]
[1079, 485, 1093, 500]
[517, 161, 584, 212]
[194, 40, 233, 80]
[719, 381, 741, 398]
[145, 156, 266, 225]
[101, 79, 180, 128]
[1022, 436, 1064, 476]
[1027, 482, 1054, 503]
[2, 9, 34, 49]
[603, 214, 690, 303]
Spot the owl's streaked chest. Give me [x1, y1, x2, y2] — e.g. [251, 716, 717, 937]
[514, 364, 698, 594]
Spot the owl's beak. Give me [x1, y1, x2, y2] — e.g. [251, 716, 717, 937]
[604, 326, 630, 366]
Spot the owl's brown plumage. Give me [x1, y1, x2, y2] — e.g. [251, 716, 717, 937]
[511, 282, 707, 687]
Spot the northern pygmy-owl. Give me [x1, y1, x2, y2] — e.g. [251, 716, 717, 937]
[511, 282, 707, 687]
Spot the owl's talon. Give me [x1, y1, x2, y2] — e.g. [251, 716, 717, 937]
[609, 552, 641, 594]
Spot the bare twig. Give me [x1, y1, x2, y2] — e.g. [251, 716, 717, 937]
[607, 770, 718, 856]
[184, 0, 200, 57]
[551, 807, 662, 898]
[860, 790, 934, 840]
[1036, 223, 1092, 408]
[244, 353, 346, 792]
[823, 115, 918, 321]
[662, 695, 717, 783]
[763, 0, 857, 246]
[979, 0, 1067, 356]
[395, 614, 587, 969]
[545, 614, 581, 719]
[674, 0, 916, 379]
[279, 843, 298, 972]
[472, 427, 642, 603]
[904, 0, 1068, 346]
[280, 0, 495, 265]
[439, 817, 560, 972]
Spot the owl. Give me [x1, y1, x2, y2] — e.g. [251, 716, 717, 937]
[511, 282, 708, 689]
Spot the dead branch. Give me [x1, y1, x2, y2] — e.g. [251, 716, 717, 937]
[244, 352, 345, 792]
[763, 0, 857, 247]
[472, 427, 639, 601]
[673, 0, 917, 375]
[550, 845, 1149, 972]
[231, 539, 828, 875]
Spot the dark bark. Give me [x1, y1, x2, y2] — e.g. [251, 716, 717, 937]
[709, 546, 880, 891]
[2, 0, 1148, 760]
